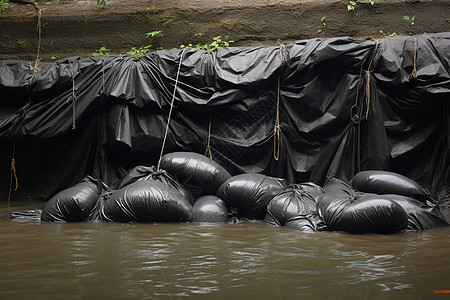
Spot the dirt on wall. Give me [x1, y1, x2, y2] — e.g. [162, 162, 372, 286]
[0, 0, 449, 61]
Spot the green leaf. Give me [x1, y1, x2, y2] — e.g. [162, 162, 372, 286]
[403, 16, 410, 21]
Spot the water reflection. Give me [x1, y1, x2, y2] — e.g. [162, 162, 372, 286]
[0, 205, 449, 299]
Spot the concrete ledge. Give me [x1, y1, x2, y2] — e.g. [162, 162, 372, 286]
[0, 0, 449, 60]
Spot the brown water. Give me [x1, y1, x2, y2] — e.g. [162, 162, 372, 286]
[1, 202, 449, 300]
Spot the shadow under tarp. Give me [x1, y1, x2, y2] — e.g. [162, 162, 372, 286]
[0, 33, 449, 205]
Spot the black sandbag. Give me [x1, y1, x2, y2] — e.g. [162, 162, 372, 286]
[116, 165, 193, 205]
[387, 195, 449, 230]
[159, 152, 232, 198]
[264, 183, 323, 226]
[100, 179, 192, 223]
[284, 213, 326, 233]
[317, 178, 407, 233]
[352, 170, 430, 201]
[216, 173, 284, 220]
[192, 195, 229, 223]
[41, 176, 103, 222]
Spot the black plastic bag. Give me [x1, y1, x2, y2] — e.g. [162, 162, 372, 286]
[317, 178, 407, 233]
[41, 176, 103, 222]
[264, 182, 323, 226]
[192, 195, 229, 223]
[100, 179, 192, 223]
[216, 173, 284, 220]
[284, 213, 326, 233]
[351, 170, 430, 201]
[387, 194, 449, 230]
[159, 152, 232, 198]
[116, 165, 193, 205]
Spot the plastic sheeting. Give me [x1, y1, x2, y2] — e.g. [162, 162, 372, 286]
[0, 34, 449, 211]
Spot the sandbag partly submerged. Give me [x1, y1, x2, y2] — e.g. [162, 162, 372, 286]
[100, 179, 192, 223]
[41, 176, 103, 222]
[383, 195, 449, 231]
[285, 213, 326, 233]
[159, 152, 232, 198]
[317, 178, 407, 234]
[192, 195, 229, 223]
[264, 182, 323, 226]
[216, 173, 284, 220]
[116, 165, 193, 205]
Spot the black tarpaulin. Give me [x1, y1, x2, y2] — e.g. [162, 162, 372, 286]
[0, 33, 449, 208]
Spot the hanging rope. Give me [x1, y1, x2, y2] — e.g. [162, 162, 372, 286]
[157, 48, 186, 170]
[205, 112, 213, 159]
[8, 141, 18, 209]
[364, 70, 371, 120]
[409, 36, 418, 80]
[31, 9, 43, 73]
[69, 62, 77, 130]
[273, 75, 281, 161]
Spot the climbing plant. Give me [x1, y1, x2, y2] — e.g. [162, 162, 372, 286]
[347, 1, 375, 11]
[0, 0, 8, 14]
[181, 35, 234, 53]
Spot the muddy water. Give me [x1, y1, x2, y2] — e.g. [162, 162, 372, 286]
[1, 202, 449, 300]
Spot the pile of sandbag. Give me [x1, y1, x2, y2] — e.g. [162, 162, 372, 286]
[20, 152, 448, 234]
[316, 171, 449, 233]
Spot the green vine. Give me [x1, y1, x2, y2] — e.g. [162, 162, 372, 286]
[181, 35, 234, 53]
[347, 1, 374, 11]
[0, 0, 8, 14]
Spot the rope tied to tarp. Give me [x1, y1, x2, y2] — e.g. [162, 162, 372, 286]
[273, 41, 288, 161]
[409, 35, 418, 80]
[157, 48, 186, 171]
[69, 62, 77, 130]
[204, 112, 213, 159]
[273, 75, 281, 161]
[8, 141, 18, 209]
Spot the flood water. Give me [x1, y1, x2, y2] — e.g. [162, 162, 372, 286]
[1, 202, 449, 300]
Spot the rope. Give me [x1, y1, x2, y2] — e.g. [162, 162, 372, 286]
[205, 112, 213, 159]
[32, 9, 43, 73]
[69, 62, 77, 130]
[157, 48, 186, 170]
[364, 70, 371, 119]
[7, 141, 18, 209]
[273, 75, 281, 161]
[409, 36, 418, 80]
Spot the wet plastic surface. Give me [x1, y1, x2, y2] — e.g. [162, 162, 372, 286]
[216, 173, 284, 220]
[0, 34, 449, 227]
[99, 180, 192, 223]
[192, 195, 229, 223]
[41, 176, 102, 222]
